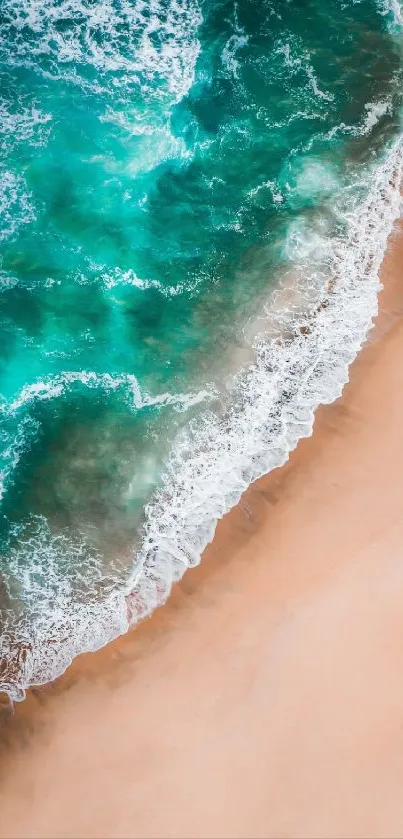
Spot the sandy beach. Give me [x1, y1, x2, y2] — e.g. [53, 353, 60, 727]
[1, 221, 403, 838]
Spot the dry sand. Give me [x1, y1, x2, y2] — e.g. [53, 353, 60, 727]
[1, 224, 403, 838]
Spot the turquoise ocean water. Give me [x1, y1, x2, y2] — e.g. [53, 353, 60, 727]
[0, 0, 403, 699]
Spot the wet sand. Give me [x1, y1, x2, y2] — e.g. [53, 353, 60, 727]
[1, 223, 403, 838]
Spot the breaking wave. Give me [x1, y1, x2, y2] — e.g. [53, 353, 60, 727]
[0, 0, 202, 103]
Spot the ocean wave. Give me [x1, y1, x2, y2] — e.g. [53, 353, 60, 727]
[1, 134, 402, 702]
[124, 136, 403, 616]
[0, 0, 202, 104]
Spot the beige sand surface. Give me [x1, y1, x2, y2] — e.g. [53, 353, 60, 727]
[1, 225, 403, 838]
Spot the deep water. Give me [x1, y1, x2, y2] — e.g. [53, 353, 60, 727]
[0, 0, 402, 697]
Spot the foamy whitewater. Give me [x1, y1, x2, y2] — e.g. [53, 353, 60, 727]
[0, 0, 403, 700]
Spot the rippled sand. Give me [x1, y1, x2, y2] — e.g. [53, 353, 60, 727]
[1, 224, 403, 838]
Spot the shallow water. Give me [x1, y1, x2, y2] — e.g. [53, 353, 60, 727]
[0, 0, 402, 698]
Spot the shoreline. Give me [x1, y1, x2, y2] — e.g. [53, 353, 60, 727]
[1, 220, 403, 836]
[1, 140, 402, 703]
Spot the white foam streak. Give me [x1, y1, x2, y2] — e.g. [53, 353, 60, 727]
[6, 371, 139, 412]
[4, 370, 213, 416]
[102, 266, 203, 296]
[305, 64, 334, 102]
[221, 20, 249, 79]
[275, 41, 334, 103]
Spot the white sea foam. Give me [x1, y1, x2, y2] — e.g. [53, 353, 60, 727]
[221, 8, 249, 82]
[1, 135, 402, 702]
[305, 63, 334, 103]
[0, 171, 36, 242]
[362, 99, 392, 133]
[247, 178, 284, 204]
[6, 371, 142, 413]
[0, 517, 128, 702]
[324, 98, 393, 142]
[0, 270, 19, 292]
[221, 31, 249, 78]
[4, 370, 212, 415]
[220, 0, 249, 79]
[0, 99, 52, 154]
[381, 0, 403, 29]
[0, 0, 202, 105]
[99, 109, 191, 172]
[101, 266, 204, 297]
[275, 40, 334, 104]
[294, 159, 339, 201]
